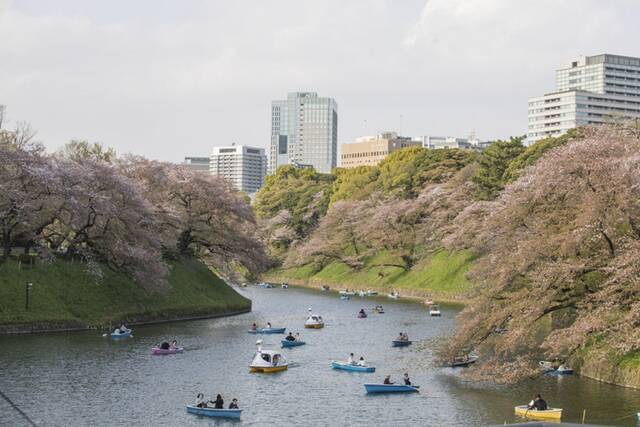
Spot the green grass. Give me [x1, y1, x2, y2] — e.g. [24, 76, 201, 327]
[0, 256, 250, 328]
[266, 249, 476, 298]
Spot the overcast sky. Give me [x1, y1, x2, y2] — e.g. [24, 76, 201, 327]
[1, 0, 639, 162]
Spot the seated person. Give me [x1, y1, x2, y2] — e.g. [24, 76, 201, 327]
[347, 353, 355, 365]
[229, 398, 239, 409]
[267, 322, 272, 329]
[285, 332, 296, 341]
[357, 356, 366, 367]
[250, 323, 257, 331]
[403, 373, 412, 385]
[528, 394, 548, 411]
[383, 375, 393, 385]
[119, 324, 128, 333]
[160, 342, 170, 350]
[396, 332, 404, 341]
[402, 333, 409, 341]
[195, 393, 207, 408]
[272, 354, 279, 366]
[213, 394, 224, 409]
[170, 340, 178, 349]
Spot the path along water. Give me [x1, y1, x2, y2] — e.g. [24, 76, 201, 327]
[1, 286, 639, 426]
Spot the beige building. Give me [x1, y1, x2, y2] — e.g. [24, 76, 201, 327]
[340, 132, 421, 168]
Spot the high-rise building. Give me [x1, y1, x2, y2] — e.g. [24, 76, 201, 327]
[183, 156, 210, 173]
[527, 54, 640, 144]
[270, 92, 338, 174]
[210, 144, 267, 195]
[340, 132, 421, 169]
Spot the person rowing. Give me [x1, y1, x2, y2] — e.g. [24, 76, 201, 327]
[195, 393, 207, 408]
[347, 352, 355, 365]
[213, 394, 224, 409]
[285, 332, 296, 341]
[527, 394, 548, 411]
[383, 375, 394, 385]
[403, 373, 412, 385]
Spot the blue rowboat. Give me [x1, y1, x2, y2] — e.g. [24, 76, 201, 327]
[110, 329, 132, 338]
[364, 384, 419, 394]
[392, 340, 412, 347]
[281, 340, 306, 348]
[332, 361, 375, 373]
[186, 405, 242, 419]
[248, 327, 286, 334]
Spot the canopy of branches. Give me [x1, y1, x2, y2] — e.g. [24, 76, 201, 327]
[0, 130, 267, 292]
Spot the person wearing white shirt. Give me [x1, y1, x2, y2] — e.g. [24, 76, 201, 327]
[347, 353, 355, 365]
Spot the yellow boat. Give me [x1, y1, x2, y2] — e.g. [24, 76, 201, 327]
[514, 405, 562, 421]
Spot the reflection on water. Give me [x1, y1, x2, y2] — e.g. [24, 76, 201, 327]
[1, 286, 639, 426]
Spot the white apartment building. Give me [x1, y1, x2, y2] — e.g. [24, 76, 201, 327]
[210, 144, 267, 195]
[421, 135, 488, 150]
[527, 54, 640, 144]
[270, 92, 338, 174]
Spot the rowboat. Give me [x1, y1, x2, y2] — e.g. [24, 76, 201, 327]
[281, 339, 306, 348]
[331, 361, 375, 373]
[281, 283, 289, 288]
[340, 290, 356, 296]
[424, 299, 434, 306]
[364, 384, 419, 394]
[248, 327, 286, 334]
[366, 290, 378, 296]
[321, 285, 330, 291]
[545, 366, 574, 375]
[388, 292, 400, 300]
[257, 282, 274, 288]
[249, 343, 288, 373]
[186, 405, 242, 419]
[110, 329, 132, 338]
[514, 405, 562, 421]
[450, 355, 478, 367]
[392, 340, 412, 347]
[151, 347, 184, 355]
[429, 304, 441, 316]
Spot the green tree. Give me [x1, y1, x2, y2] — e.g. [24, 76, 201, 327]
[254, 165, 334, 239]
[60, 140, 116, 163]
[472, 137, 525, 200]
[330, 166, 379, 204]
[377, 147, 475, 198]
[503, 129, 579, 183]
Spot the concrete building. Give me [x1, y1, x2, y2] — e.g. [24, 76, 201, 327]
[421, 135, 488, 150]
[270, 92, 338, 174]
[340, 132, 421, 168]
[183, 156, 210, 173]
[527, 54, 640, 144]
[210, 144, 267, 195]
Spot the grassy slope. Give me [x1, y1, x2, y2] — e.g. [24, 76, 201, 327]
[0, 257, 250, 329]
[265, 249, 475, 301]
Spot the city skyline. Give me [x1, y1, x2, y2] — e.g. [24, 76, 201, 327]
[2, 1, 640, 162]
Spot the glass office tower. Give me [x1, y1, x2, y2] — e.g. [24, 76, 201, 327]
[269, 92, 338, 174]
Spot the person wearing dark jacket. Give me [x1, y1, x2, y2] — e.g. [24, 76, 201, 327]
[285, 332, 296, 341]
[528, 394, 548, 410]
[213, 394, 224, 409]
[229, 399, 239, 409]
[403, 373, 412, 385]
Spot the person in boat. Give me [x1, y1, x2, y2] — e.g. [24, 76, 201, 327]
[250, 323, 257, 331]
[229, 398, 239, 409]
[160, 341, 170, 350]
[119, 324, 128, 333]
[402, 333, 409, 341]
[213, 394, 224, 409]
[285, 332, 296, 341]
[528, 394, 548, 411]
[403, 373, 412, 385]
[357, 356, 366, 367]
[295, 332, 300, 340]
[170, 340, 178, 349]
[272, 354, 280, 367]
[359, 309, 366, 316]
[267, 322, 272, 329]
[383, 375, 393, 385]
[347, 353, 355, 365]
[195, 393, 207, 408]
